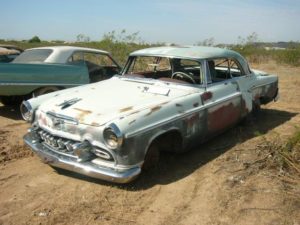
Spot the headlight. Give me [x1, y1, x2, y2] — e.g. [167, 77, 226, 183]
[103, 123, 123, 150]
[20, 101, 34, 122]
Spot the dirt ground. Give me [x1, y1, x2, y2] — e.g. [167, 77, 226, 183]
[0, 62, 299, 225]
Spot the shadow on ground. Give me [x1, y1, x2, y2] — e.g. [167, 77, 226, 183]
[0, 105, 23, 120]
[51, 108, 297, 189]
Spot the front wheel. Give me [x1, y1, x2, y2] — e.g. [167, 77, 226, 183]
[33, 86, 60, 97]
[0, 96, 22, 106]
[142, 144, 160, 171]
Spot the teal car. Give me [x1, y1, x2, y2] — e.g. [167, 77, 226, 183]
[0, 46, 121, 105]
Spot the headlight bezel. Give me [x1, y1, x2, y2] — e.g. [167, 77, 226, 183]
[20, 100, 35, 122]
[103, 123, 123, 150]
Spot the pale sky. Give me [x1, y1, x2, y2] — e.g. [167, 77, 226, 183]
[1, 0, 300, 44]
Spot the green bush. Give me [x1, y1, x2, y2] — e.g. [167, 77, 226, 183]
[28, 36, 41, 43]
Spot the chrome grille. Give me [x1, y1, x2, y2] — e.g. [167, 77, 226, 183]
[36, 129, 114, 161]
[38, 129, 79, 153]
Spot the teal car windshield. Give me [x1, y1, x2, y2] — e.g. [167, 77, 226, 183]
[12, 49, 53, 63]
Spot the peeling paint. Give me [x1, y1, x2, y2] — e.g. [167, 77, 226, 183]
[145, 105, 162, 117]
[91, 122, 100, 127]
[201, 91, 213, 102]
[120, 106, 133, 113]
[74, 108, 92, 122]
[193, 102, 199, 107]
[185, 113, 200, 135]
[74, 108, 92, 114]
[208, 102, 240, 132]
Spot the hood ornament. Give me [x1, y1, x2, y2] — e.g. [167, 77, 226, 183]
[58, 98, 82, 110]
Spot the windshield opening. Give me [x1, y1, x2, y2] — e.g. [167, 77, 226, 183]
[124, 56, 202, 85]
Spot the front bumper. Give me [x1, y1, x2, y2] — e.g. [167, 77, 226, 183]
[24, 133, 141, 183]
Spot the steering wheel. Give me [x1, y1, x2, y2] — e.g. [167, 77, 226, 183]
[171, 72, 196, 84]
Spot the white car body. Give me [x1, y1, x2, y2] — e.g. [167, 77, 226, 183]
[23, 46, 279, 183]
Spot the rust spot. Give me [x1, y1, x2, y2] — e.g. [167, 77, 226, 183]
[129, 119, 136, 125]
[160, 101, 169, 106]
[120, 106, 133, 113]
[201, 92, 213, 102]
[91, 122, 100, 126]
[186, 113, 199, 128]
[254, 93, 260, 100]
[208, 103, 240, 132]
[145, 105, 162, 116]
[74, 108, 92, 122]
[74, 108, 92, 114]
[193, 102, 199, 107]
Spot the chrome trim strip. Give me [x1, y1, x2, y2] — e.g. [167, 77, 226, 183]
[126, 92, 242, 138]
[46, 111, 78, 124]
[24, 133, 141, 183]
[250, 82, 276, 90]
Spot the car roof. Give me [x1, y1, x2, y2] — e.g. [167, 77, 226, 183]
[24, 46, 110, 63]
[130, 46, 250, 73]
[131, 46, 240, 59]
[28, 46, 109, 54]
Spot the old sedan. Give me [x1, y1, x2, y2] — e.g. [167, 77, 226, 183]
[22, 46, 279, 183]
[0, 46, 121, 105]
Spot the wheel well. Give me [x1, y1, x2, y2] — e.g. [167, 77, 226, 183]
[150, 130, 183, 152]
[32, 86, 64, 97]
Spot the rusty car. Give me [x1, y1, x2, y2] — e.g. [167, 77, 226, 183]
[22, 46, 279, 183]
[0, 46, 121, 105]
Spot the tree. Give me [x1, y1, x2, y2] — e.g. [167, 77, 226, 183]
[76, 34, 90, 42]
[28, 36, 41, 43]
[246, 32, 259, 45]
[101, 30, 143, 44]
[196, 37, 215, 46]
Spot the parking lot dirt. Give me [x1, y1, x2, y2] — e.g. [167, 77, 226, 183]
[0, 62, 299, 225]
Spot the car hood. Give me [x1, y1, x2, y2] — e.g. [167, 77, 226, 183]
[38, 76, 200, 126]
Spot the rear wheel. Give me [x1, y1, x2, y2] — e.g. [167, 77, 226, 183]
[252, 99, 261, 116]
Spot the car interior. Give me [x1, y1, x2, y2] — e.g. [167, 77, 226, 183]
[125, 57, 202, 85]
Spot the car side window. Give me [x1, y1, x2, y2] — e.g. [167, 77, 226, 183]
[68, 52, 84, 65]
[207, 58, 246, 83]
[208, 58, 230, 83]
[83, 52, 120, 83]
[83, 52, 117, 67]
[229, 59, 245, 77]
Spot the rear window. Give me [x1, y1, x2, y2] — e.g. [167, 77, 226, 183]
[12, 49, 53, 63]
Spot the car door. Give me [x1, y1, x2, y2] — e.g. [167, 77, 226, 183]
[228, 58, 255, 116]
[202, 59, 243, 135]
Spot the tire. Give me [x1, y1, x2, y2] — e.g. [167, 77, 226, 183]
[33, 86, 60, 97]
[142, 144, 160, 170]
[0, 96, 22, 106]
[252, 99, 261, 116]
